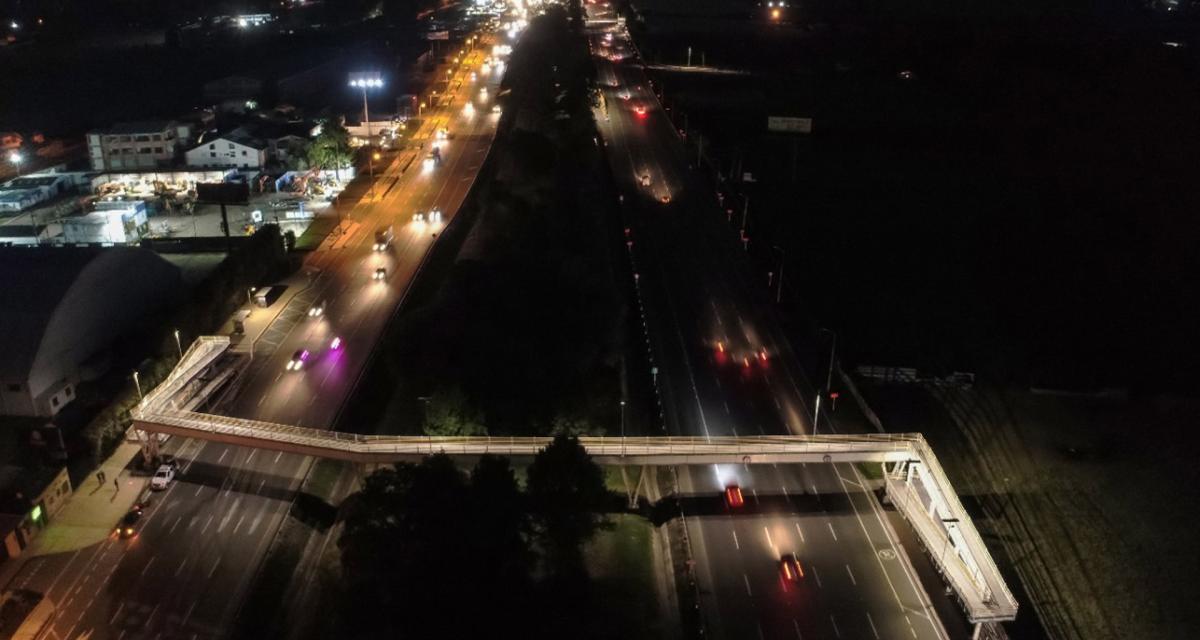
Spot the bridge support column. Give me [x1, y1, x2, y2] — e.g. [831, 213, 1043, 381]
[139, 431, 160, 467]
[620, 466, 651, 509]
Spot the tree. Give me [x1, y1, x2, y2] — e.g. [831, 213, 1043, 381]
[526, 434, 609, 574]
[423, 385, 486, 436]
[338, 454, 536, 638]
[306, 119, 352, 181]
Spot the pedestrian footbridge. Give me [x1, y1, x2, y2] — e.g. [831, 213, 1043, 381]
[133, 337, 1018, 626]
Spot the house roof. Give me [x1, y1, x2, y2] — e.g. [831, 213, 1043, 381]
[0, 248, 179, 382]
[101, 121, 175, 135]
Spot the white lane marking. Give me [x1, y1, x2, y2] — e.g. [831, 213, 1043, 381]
[743, 573, 753, 597]
[827, 522, 838, 541]
[732, 530, 740, 550]
[812, 565, 823, 588]
[258, 478, 267, 495]
[257, 395, 267, 407]
[793, 619, 803, 638]
[246, 450, 256, 463]
[194, 485, 203, 497]
[168, 515, 182, 535]
[846, 564, 857, 586]
[830, 614, 841, 638]
[795, 522, 806, 543]
[175, 558, 188, 577]
[140, 557, 156, 577]
[146, 603, 161, 627]
[233, 514, 246, 535]
[181, 601, 197, 628]
[109, 602, 125, 625]
[764, 527, 774, 550]
[248, 511, 263, 536]
[757, 623, 765, 640]
[188, 516, 198, 530]
[200, 515, 213, 535]
[208, 556, 221, 578]
[867, 612, 881, 639]
[274, 451, 283, 465]
[811, 483, 819, 496]
[217, 448, 229, 464]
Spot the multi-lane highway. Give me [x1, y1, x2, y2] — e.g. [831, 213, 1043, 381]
[7, 27, 509, 640]
[588, 7, 950, 639]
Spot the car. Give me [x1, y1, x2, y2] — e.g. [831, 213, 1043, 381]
[436, 127, 449, 140]
[150, 464, 176, 491]
[660, 194, 672, 204]
[307, 300, 325, 317]
[429, 207, 443, 223]
[117, 507, 143, 538]
[374, 267, 387, 281]
[780, 553, 804, 583]
[286, 349, 310, 371]
[159, 454, 180, 472]
[413, 211, 426, 223]
[724, 484, 744, 508]
[640, 174, 651, 187]
[329, 336, 342, 350]
[491, 104, 502, 114]
[617, 89, 631, 101]
[634, 104, 647, 116]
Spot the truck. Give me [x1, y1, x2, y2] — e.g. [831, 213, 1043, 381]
[374, 225, 394, 251]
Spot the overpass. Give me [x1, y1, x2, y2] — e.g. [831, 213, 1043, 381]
[132, 337, 1019, 628]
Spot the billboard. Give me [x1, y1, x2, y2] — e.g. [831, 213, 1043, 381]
[767, 116, 813, 134]
[427, 30, 450, 40]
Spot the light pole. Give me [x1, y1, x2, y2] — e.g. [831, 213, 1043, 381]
[8, 151, 23, 178]
[812, 328, 837, 433]
[173, 329, 183, 359]
[132, 371, 143, 401]
[349, 72, 384, 149]
[247, 287, 256, 307]
[771, 245, 785, 303]
[620, 399, 627, 456]
[741, 194, 750, 233]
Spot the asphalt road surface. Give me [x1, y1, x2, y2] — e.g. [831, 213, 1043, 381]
[10, 30, 508, 640]
[587, 7, 949, 639]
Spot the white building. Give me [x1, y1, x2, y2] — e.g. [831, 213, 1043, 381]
[87, 121, 193, 172]
[61, 200, 148, 245]
[0, 175, 73, 214]
[0, 248, 181, 417]
[186, 131, 268, 170]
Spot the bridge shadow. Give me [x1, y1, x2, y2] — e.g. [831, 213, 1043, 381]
[163, 459, 337, 530]
[645, 491, 858, 526]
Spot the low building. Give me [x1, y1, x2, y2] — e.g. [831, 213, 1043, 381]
[0, 175, 73, 214]
[185, 130, 268, 170]
[86, 121, 194, 172]
[0, 132, 21, 151]
[0, 248, 181, 417]
[61, 200, 149, 245]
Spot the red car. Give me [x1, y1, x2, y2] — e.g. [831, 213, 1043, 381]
[724, 484, 744, 508]
[634, 104, 647, 117]
[780, 553, 804, 583]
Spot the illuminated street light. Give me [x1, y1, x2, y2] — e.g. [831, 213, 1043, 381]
[8, 151, 23, 177]
[173, 329, 183, 359]
[349, 72, 385, 149]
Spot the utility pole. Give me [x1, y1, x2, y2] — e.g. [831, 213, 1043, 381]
[812, 329, 837, 432]
[620, 400, 627, 457]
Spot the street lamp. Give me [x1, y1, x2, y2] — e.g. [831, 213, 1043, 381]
[770, 245, 785, 304]
[620, 399, 627, 457]
[132, 371, 143, 401]
[8, 151, 23, 178]
[173, 329, 183, 359]
[349, 72, 384, 149]
[812, 328, 837, 433]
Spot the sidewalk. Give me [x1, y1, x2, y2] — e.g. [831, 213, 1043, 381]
[0, 443, 146, 588]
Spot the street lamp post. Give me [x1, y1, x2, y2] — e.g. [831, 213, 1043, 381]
[173, 329, 183, 359]
[771, 245, 785, 304]
[620, 399, 627, 457]
[349, 72, 384, 154]
[812, 328, 837, 433]
[132, 371, 143, 401]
